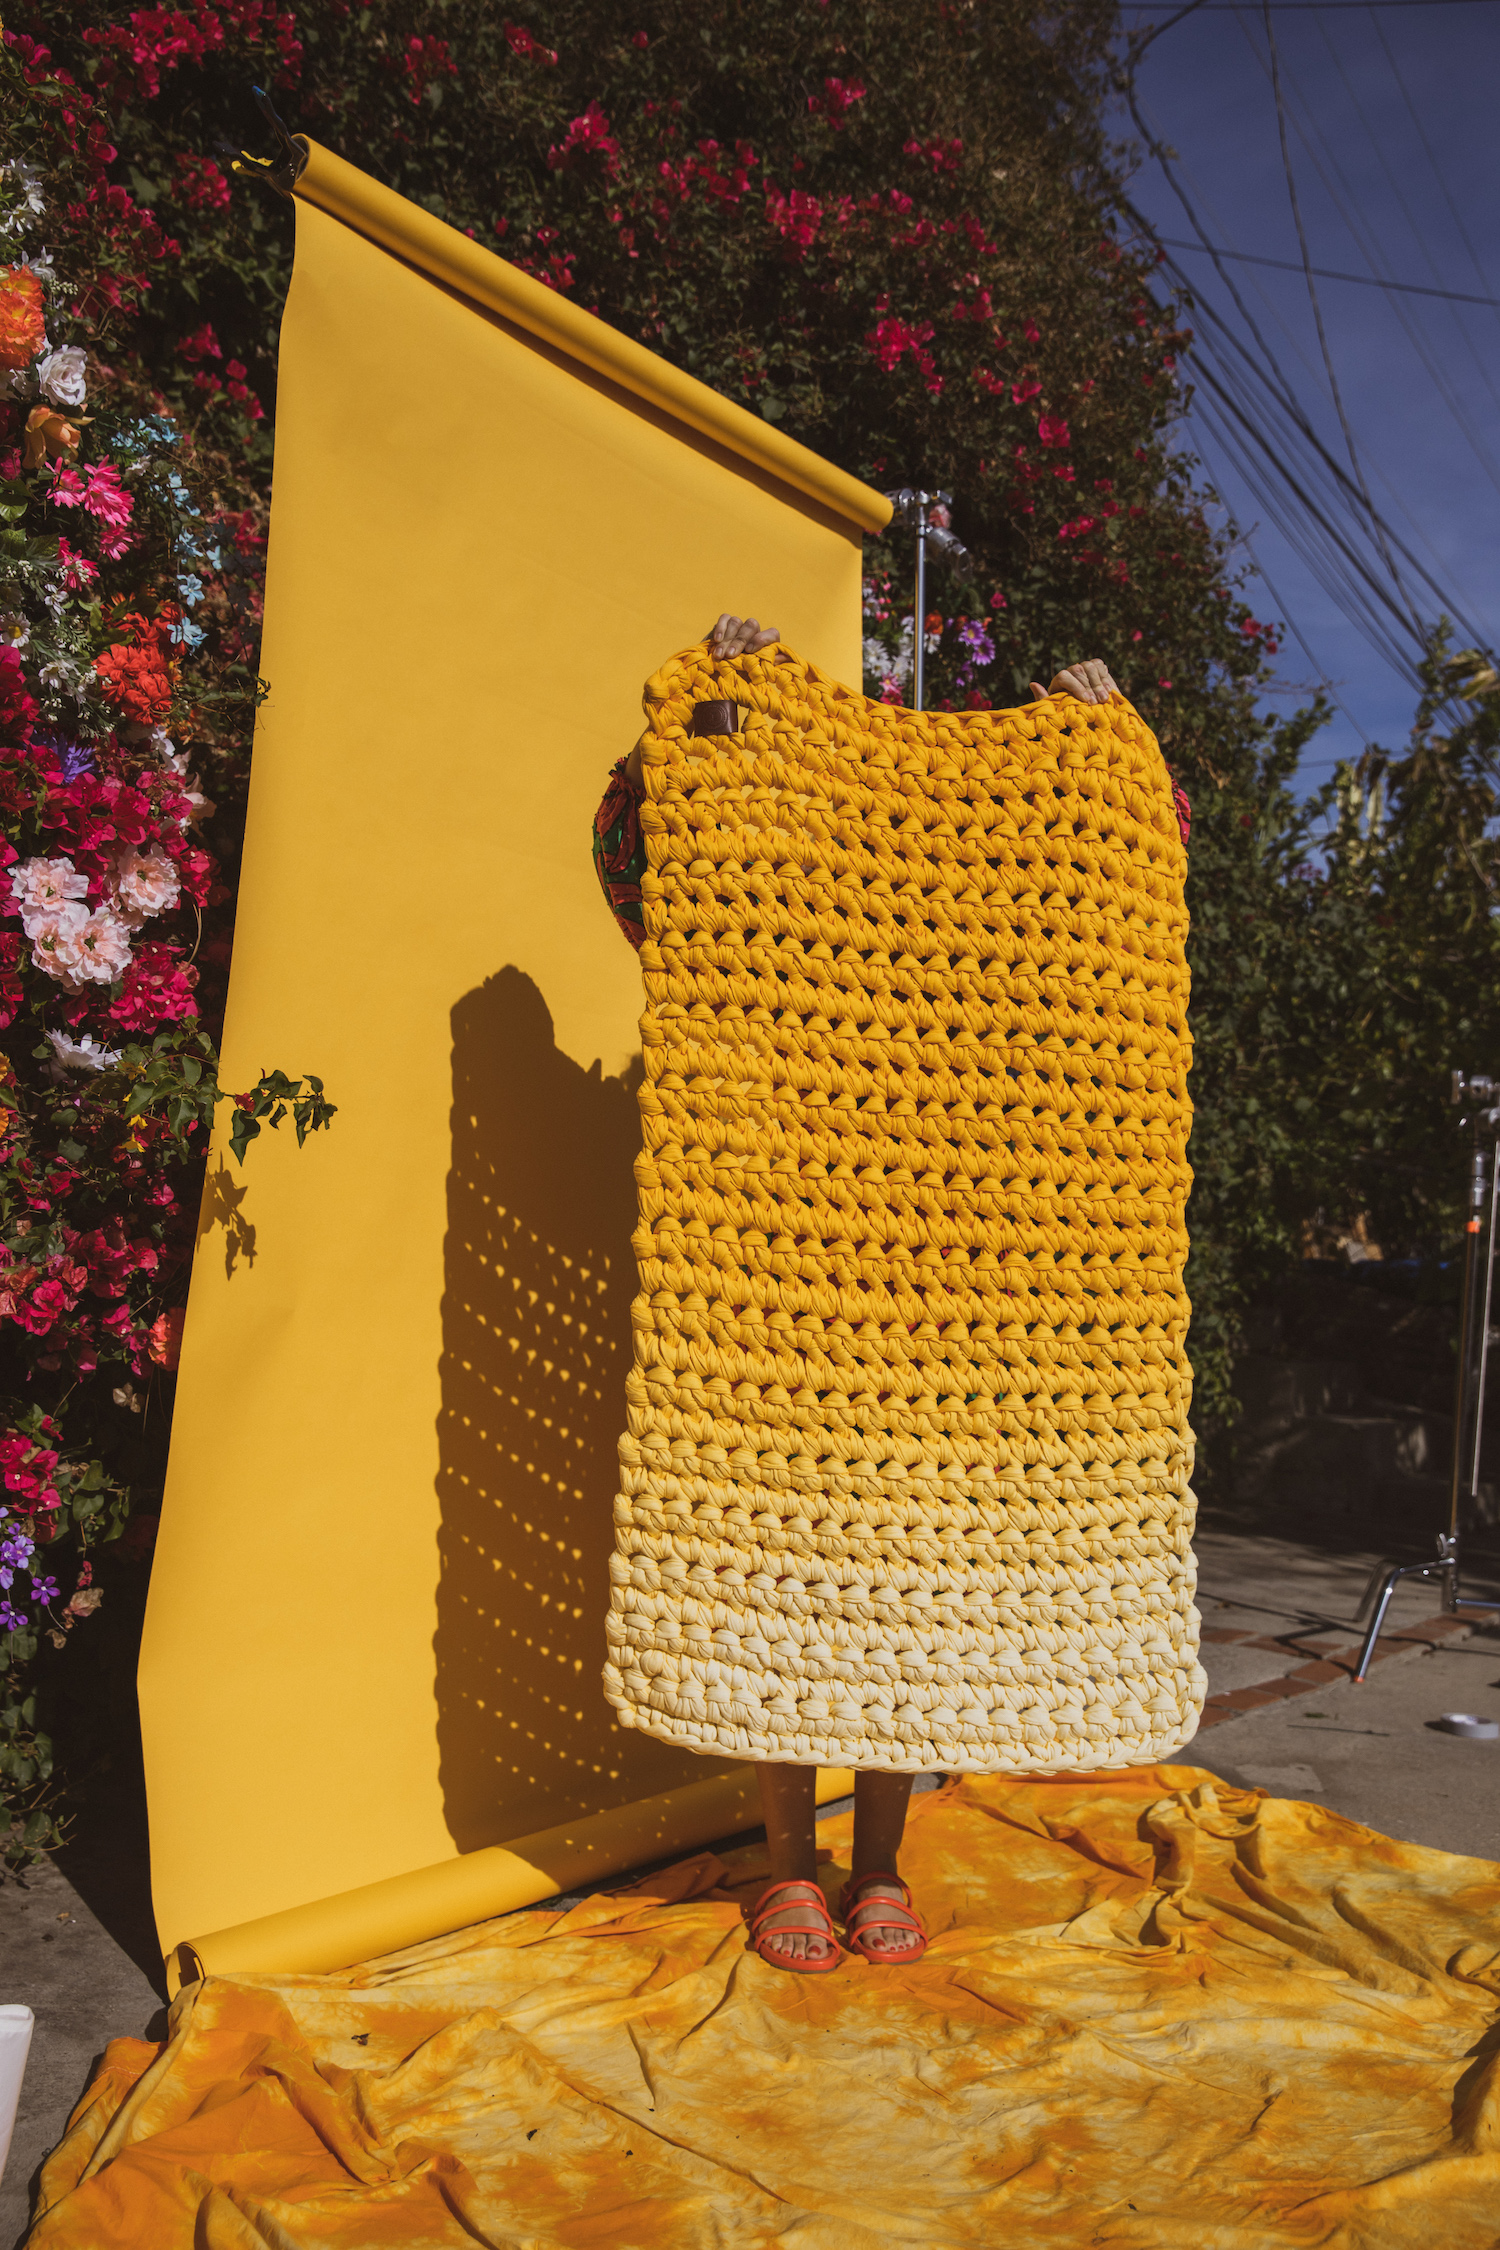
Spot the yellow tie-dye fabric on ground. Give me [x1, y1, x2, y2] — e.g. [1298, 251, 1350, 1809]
[29, 1770, 1500, 2248]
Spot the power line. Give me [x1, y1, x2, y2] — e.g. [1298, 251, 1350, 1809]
[1122, 2, 1497, 9]
[1120, 103, 1492, 676]
[1370, 10, 1499, 299]
[1156, 238, 1500, 308]
[1261, 0, 1418, 638]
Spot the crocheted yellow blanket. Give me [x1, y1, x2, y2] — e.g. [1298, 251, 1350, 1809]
[604, 645, 1202, 1772]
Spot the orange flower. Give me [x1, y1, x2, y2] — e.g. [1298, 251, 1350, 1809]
[94, 636, 174, 726]
[148, 1307, 185, 1371]
[22, 404, 91, 471]
[0, 267, 45, 372]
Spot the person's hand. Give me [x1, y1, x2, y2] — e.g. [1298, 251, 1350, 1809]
[706, 612, 781, 660]
[1029, 657, 1119, 706]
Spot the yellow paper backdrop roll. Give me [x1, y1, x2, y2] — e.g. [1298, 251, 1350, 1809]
[140, 149, 885, 1963]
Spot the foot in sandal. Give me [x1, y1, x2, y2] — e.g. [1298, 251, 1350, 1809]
[839, 1871, 928, 1962]
[749, 1877, 840, 1972]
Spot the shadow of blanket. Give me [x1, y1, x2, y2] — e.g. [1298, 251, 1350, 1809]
[434, 968, 708, 1851]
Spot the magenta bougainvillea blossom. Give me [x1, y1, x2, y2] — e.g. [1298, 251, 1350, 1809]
[0, 29, 334, 1860]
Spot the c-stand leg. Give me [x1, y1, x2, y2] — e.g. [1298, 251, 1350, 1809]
[1353, 1095, 1500, 1682]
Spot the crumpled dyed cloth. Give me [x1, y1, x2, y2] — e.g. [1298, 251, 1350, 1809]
[28, 1767, 1500, 2248]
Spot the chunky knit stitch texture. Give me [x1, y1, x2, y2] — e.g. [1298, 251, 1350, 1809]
[604, 645, 1203, 1772]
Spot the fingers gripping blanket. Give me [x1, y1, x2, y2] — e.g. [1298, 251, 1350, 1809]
[604, 645, 1203, 1772]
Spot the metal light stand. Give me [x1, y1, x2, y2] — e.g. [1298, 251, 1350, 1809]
[881, 489, 969, 711]
[1353, 1070, 1500, 1679]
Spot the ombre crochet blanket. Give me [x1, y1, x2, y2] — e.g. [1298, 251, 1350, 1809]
[605, 646, 1201, 1771]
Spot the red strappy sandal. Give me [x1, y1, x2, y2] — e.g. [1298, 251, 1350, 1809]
[748, 1878, 842, 1974]
[838, 1871, 928, 1964]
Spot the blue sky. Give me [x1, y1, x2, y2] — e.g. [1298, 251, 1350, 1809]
[1116, 0, 1500, 782]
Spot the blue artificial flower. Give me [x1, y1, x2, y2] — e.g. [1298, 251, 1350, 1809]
[176, 572, 204, 609]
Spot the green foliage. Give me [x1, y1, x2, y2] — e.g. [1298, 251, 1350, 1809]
[1279, 642, 1500, 1259]
[21, 0, 1334, 1445]
[0, 32, 336, 1864]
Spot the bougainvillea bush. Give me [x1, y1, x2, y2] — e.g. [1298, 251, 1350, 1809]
[14, 0, 1336, 1437]
[11, 0, 1483, 1845]
[0, 40, 331, 1861]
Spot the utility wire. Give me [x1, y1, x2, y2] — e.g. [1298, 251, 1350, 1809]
[1312, 11, 1500, 418]
[1370, 9, 1500, 303]
[1118, 102, 1488, 657]
[1157, 238, 1500, 307]
[1260, 0, 1421, 637]
[1155, 241, 1492, 655]
[1123, 1, 1497, 9]
[1228, 11, 1500, 497]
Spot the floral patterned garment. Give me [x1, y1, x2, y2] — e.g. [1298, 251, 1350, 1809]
[591, 757, 647, 951]
[591, 751, 1190, 952]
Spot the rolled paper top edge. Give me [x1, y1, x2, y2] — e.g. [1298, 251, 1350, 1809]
[291, 140, 892, 536]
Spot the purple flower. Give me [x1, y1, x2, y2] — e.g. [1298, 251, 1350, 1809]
[33, 731, 96, 784]
[27, 1575, 57, 1605]
[0, 1602, 26, 1632]
[57, 741, 96, 784]
[956, 620, 995, 668]
[0, 1533, 34, 1570]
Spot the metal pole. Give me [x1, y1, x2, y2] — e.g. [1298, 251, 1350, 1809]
[1354, 1090, 1500, 1681]
[1448, 1132, 1486, 1541]
[912, 501, 928, 712]
[1468, 1134, 1500, 1513]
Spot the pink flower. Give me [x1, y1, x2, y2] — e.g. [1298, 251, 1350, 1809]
[106, 940, 197, 1030]
[56, 537, 97, 590]
[148, 1307, 184, 1370]
[113, 845, 180, 922]
[808, 76, 865, 129]
[1038, 416, 1070, 449]
[867, 315, 935, 372]
[504, 20, 557, 62]
[10, 856, 88, 936]
[548, 101, 619, 175]
[765, 186, 823, 253]
[80, 464, 133, 530]
[32, 902, 132, 987]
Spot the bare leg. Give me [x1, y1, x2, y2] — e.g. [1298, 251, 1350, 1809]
[753, 1763, 834, 1965]
[848, 1771, 920, 1955]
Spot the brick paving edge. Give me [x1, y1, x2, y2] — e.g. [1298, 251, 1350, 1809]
[1195, 1613, 1473, 1731]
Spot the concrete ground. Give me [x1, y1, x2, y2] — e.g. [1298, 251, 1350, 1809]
[1, 1507, 1498, 2246]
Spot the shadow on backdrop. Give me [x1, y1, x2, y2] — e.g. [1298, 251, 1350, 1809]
[435, 967, 720, 1852]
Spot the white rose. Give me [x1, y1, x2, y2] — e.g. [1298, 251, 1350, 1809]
[37, 345, 87, 409]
